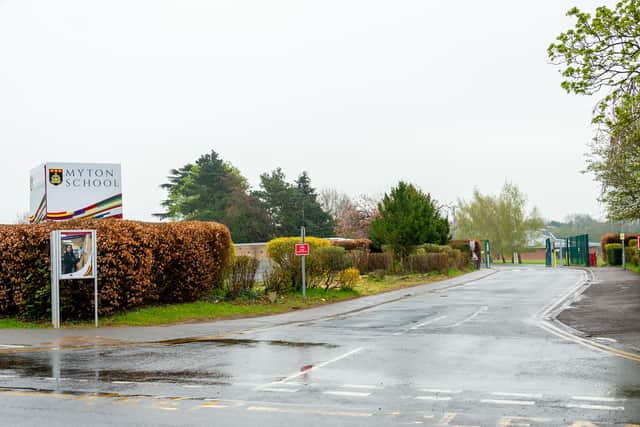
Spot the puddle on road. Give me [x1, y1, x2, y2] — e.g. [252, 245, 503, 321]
[0, 351, 231, 385]
[157, 337, 338, 349]
[0, 337, 337, 385]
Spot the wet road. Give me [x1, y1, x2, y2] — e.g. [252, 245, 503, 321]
[1, 266, 639, 426]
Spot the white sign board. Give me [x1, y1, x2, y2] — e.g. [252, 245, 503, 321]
[30, 162, 122, 223]
[50, 230, 99, 328]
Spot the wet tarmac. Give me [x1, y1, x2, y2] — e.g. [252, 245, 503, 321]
[0, 266, 639, 426]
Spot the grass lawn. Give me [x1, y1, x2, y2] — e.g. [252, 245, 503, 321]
[0, 269, 468, 328]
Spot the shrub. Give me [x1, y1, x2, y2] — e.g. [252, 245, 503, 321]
[226, 256, 259, 298]
[605, 243, 623, 266]
[266, 236, 331, 291]
[262, 267, 291, 294]
[0, 219, 233, 320]
[337, 268, 361, 289]
[601, 233, 640, 262]
[330, 239, 373, 251]
[347, 249, 369, 274]
[312, 246, 351, 291]
[625, 247, 639, 267]
[417, 243, 452, 254]
[367, 252, 394, 273]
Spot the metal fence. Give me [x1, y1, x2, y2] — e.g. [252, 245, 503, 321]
[545, 234, 589, 267]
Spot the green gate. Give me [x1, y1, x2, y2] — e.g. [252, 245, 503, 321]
[546, 234, 589, 267]
[568, 234, 589, 267]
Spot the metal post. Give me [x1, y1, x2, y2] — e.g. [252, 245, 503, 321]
[93, 231, 99, 328]
[50, 231, 60, 329]
[301, 226, 306, 303]
[622, 234, 626, 271]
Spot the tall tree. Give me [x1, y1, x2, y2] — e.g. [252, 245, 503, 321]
[455, 183, 544, 261]
[548, 1, 640, 219]
[369, 181, 449, 257]
[156, 150, 273, 243]
[254, 169, 333, 237]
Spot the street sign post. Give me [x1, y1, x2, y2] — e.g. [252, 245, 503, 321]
[50, 230, 98, 328]
[621, 233, 626, 270]
[297, 227, 308, 303]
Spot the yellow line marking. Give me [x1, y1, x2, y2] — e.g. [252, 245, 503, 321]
[538, 271, 640, 363]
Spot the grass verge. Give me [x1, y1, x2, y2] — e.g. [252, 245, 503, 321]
[0, 269, 469, 328]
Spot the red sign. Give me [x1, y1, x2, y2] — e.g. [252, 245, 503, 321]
[295, 243, 310, 256]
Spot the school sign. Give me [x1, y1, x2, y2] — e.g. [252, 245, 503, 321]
[30, 162, 123, 223]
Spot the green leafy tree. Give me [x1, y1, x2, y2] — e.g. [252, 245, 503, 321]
[455, 182, 544, 262]
[548, 1, 640, 220]
[254, 169, 334, 237]
[548, 1, 640, 122]
[156, 150, 274, 243]
[369, 181, 449, 258]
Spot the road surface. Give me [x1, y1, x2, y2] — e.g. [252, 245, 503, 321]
[0, 266, 638, 426]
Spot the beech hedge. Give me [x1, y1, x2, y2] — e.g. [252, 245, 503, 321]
[0, 219, 232, 320]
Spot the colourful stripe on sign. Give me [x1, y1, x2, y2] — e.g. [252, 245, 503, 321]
[46, 194, 122, 221]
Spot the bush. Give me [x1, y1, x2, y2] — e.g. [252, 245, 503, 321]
[330, 239, 373, 251]
[347, 249, 369, 274]
[226, 256, 259, 298]
[266, 236, 330, 291]
[312, 246, 351, 291]
[605, 243, 623, 266]
[625, 247, 639, 267]
[405, 253, 450, 274]
[367, 252, 394, 273]
[262, 267, 291, 294]
[601, 233, 640, 262]
[0, 219, 233, 320]
[337, 268, 361, 289]
[417, 243, 452, 254]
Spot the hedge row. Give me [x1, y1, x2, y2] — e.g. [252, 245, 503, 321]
[0, 219, 232, 320]
[600, 233, 639, 262]
[330, 239, 373, 251]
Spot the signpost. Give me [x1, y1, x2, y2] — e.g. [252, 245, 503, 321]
[620, 233, 626, 270]
[296, 227, 308, 302]
[50, 230, 98, 328]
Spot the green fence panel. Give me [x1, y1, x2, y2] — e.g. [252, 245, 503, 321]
[568, 234, 589, 267]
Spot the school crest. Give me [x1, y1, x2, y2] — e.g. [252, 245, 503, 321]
[49, 168, 63, 186]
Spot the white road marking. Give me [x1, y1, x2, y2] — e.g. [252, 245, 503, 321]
[491, 391, 542, 399]
[247, 406, 372, 417]
[448, 306, 488, 328]
[415, 395, 452, 401]
[0, 375, 16, 379]
[571, 395, 626, 403]
[258, 347, 363, 389]
[0, 344, 27, 349]
[261, 388, 299, 393]
[421, 388, 462, 394]
[566, 403, 625, 411]
[341, 384, 383, 390]
[182, 385, 204, 389]
[481, 399, 536, 406]
[323, 390, 371, 397]
[394, 316, 447, 335]
[410, 316, 448, 330]
[112, 381, 136, 385]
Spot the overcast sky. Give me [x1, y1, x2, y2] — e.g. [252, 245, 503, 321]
[0, 1, 611, 224]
